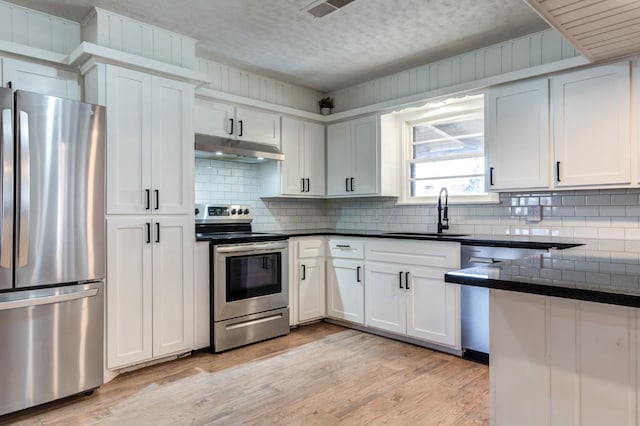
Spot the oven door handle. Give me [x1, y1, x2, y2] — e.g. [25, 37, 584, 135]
[215, 242, 288, 254]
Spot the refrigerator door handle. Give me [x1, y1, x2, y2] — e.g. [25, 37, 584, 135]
[0, 288, 98, 311]
[17, 110, 29, 267]
[0, 108, 13, 269]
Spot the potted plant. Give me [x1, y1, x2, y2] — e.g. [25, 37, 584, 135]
[319, 96, 335, 115]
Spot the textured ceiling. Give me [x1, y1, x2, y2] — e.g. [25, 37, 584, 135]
[6, 0, 549, 92]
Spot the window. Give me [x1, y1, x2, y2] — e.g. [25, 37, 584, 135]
[398, 94, 497, 204]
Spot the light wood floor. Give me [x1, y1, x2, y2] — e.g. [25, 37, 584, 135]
[1, 323, 489, 425]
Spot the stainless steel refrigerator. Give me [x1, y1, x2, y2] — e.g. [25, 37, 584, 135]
[0, 88, 105, 416]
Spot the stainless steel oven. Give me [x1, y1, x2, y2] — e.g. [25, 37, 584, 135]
[196, 204, 290, 353]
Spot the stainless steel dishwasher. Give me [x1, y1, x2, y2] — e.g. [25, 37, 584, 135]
[460, 245, 547, 363]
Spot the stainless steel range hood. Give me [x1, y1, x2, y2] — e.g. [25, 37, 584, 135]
[195, 133, 284, 163]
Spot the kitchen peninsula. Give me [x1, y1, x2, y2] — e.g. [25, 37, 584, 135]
[446, 243, 640, 425]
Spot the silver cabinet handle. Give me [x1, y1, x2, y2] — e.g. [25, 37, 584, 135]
[0, 288, 98, 311]
[0, 108, 13, 269]
[335, 244, 351, 248]
[17, 110, 29, 267]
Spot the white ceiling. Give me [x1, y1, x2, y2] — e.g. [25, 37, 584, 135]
[6, 0, 549, 92]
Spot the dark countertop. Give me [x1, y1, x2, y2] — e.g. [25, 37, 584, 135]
[253, 228, 582, 250]
[445, 249, 640, 308]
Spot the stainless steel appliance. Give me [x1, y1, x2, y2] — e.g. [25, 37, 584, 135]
[460, 245, 546, 363]
[195, 204, 289, 352]
[195, 133, 284, 163]
[0, 89, 105, 416]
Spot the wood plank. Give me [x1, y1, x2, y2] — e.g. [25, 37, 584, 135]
[1, 323, 488, 425]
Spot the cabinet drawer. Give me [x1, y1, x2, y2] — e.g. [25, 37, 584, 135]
[295, 238, 324, 258]
[366, 240, 459, 269]
[328, 239, 364, 259]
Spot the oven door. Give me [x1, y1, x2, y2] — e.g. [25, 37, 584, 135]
[213, 241, 289, 321]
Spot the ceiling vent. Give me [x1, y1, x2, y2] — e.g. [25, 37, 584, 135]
[525, 0, 640, 62]
[304, 0, 355, 18]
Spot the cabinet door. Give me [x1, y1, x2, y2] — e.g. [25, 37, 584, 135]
[552, 62, 631, 187]
[365, 262, 406, 334]
[486, 79, 550, 190]
[326, 259, 364, 324]
[2, 58, 81, 100]
[235, 107, 280, 146]
[281, 116, 305, 195]
[194, 241, 210, 350]
[194, 98, 234, 138]
[152, 217, 194, 357]
[151, 76, 194, 214]
[304, 121, 326, 196]
[297, 258, 325, 323]
[106, 217, 153, 368]
[326, 121, 351, 196]
[351, 116, 378, 195]
[406, 267, 459, 348]
[106, 65, 152, 214]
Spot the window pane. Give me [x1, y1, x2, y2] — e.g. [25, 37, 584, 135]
[411, 157, 484, 179]
[433, 119, 483, 137]
[411, 177, 486, 197]
[413, 136, 484, 159]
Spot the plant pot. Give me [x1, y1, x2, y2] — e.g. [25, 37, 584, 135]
[321, 107, 332, 115]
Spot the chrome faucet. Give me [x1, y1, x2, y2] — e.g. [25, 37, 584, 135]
[437, 187, 449, 234]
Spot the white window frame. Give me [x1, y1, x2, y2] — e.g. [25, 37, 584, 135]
[396, 94, 498, 205]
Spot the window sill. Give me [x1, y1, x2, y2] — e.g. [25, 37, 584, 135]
[395, 193, 500, 206]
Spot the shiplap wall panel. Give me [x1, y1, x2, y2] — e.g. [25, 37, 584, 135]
[0, 1, 80, 54]
[81, 8, 196, 69]
[196, 57, 322, 113]
[330, 29, 581, 112]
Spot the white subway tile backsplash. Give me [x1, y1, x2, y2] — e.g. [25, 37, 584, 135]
[194, 160, 640, 240]
[586, 195, 611, 205]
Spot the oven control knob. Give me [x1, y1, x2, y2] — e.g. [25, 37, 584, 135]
[231, 209, 237, 215]
[244, 209, 250, 215]
[195, 208, 200, 216]
[237, 210, 243, 215]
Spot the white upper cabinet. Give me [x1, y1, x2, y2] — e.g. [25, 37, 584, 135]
[194, 98, 234, 138]
[486, 79, 550, 190]
[194, 98, 280, 146]
[265, 116, 325, 197]
[552, 62, 631, 187]
[1, 58, 81, 100]
[106, 65, 193, 215]
[236, 106, 280, 146]
[327, 115, 379, 196]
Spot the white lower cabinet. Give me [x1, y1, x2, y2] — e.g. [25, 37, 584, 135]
[106, 216, 193, 369]
[365, 240, 460, 348]
[326, 259, 364, 325]
[290, 237, 326, 325]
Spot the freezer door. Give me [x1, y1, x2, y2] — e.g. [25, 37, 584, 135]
[15, 91, 105, 288]
[0, 282, 104, 416]
[0, 88, 13, 290]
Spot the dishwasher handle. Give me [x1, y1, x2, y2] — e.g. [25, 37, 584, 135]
[468, 256, 498, 265]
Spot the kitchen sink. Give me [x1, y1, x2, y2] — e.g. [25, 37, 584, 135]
[384, 232, 469, 237]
